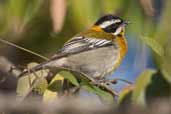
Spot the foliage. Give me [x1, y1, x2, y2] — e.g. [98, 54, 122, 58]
[0, 0, 170, 108]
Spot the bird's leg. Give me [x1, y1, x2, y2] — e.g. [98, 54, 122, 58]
[90, 77, 119, 96]
[92, 77, 133, 86]
[109, 78, 133, 85]
[91, 77, 112, 86]
[95, 78, 133, 86]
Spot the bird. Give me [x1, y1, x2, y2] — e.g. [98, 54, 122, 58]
[19, 14, 129, 83]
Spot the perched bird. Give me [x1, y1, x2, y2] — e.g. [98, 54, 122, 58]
[19, 14, 129, 82]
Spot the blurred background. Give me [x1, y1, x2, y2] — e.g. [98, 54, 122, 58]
[0, 0, 170, 94]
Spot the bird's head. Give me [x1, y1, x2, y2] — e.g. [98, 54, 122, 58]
[92, 14, 129, 36]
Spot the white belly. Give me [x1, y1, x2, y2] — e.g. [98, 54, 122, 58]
[66, 46, 120, 78]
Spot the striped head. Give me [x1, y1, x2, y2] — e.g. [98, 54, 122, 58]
[93, 14, 129, 36]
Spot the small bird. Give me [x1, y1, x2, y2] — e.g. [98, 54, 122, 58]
[19, 14, 129, 83]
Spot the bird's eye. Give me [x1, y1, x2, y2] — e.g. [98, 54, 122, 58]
[100, 20, 122, 34]
[94, 15, 126, 35]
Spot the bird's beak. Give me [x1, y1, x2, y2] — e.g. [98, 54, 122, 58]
[122, 20, 130, 26]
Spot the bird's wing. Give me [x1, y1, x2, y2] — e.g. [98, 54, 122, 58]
[19, 36, 114, 77]
[59, 36, 113, 54]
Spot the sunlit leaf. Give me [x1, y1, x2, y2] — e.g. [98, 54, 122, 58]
[118, 85, 134, 105]
[81, 80, 114, 103]
[146, 71, 171, 103]
[156, 0, 171, 46]
[162, 63, 171, 83]
[16, 62, 48, 100]
[59, 71, 79, 86]
[33, 78, 48, 95]
[161, 39, 171, 83]
[43, 74, 64, 103]
[43, 89, 58, 103]
[154, 0, 171, 83]
[132, 69, 156, 105]
[140, 36, 164, 56]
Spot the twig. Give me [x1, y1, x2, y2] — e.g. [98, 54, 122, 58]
[0, 38, 49, 61]
[110, 78, 133, 85]
[17, 67, 47, 101]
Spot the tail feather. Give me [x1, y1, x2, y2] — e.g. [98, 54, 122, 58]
[18, 62, 48, 78]
[18, 56, 67, 78]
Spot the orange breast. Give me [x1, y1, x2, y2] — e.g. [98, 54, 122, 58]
[113, 33, 127, 69]
[116, 36, 127, 59]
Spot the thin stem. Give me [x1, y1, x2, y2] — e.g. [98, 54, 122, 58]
[110, 78, 133, 85]
[0, 38, 49, 61]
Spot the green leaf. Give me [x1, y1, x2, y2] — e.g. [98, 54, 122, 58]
[47, 74, 64, 92]
[118, 85, 133, 105]
[153, 0, 171, 83]
[161, 58, 171, 83]
[132, 69, 157, 105]
[145, 71, 171, 103]
[160, 38, 171, 83]
[81, 80, 114, 103]
[140, 36, 164, 56]
[43, 74, 64, 103]
[43, 70, 79, 103]
[33, 78, 48, 95]
[16, 62, 48, 100]
[59, 71, 79, 86]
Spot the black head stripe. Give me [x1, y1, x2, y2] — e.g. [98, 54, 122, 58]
[95, 14, 123, 25]
[102, 23, 121, 33]
[94, 14, 124, 34]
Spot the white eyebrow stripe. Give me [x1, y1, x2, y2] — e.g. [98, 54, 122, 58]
[100, 19, 121, 28]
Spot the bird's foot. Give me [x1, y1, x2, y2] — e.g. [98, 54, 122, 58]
[91, 77, 114, 87]
[90, 77, 119, 96]
[91, 77, 133, 86]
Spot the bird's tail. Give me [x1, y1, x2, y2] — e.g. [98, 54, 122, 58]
[18, 55, 67, 78]
[18, 62, 46, 78]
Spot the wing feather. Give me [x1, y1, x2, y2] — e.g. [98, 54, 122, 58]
[60, 36, 113, 54]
